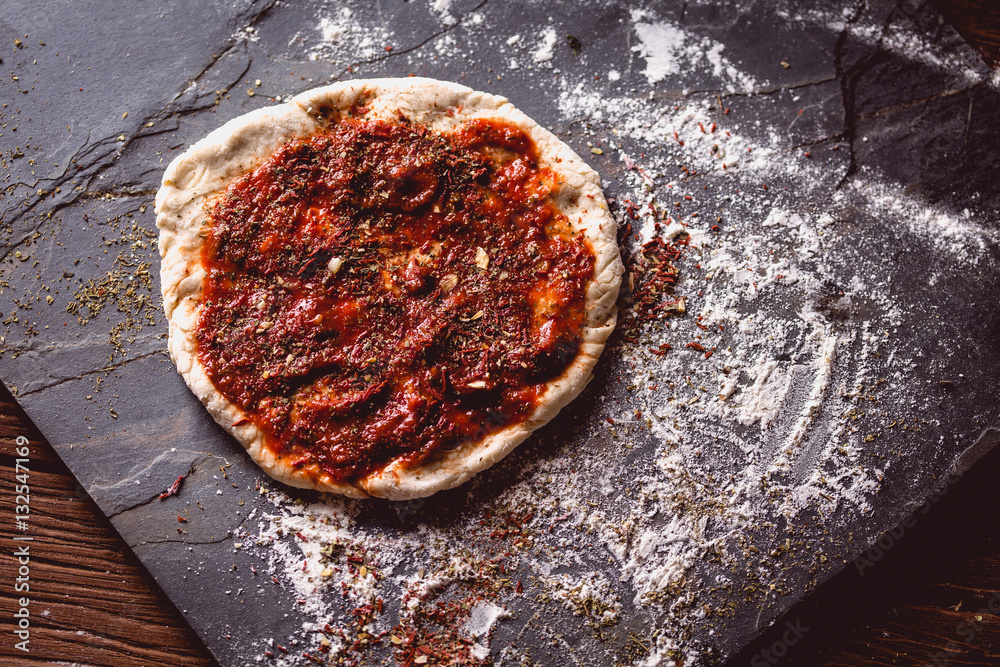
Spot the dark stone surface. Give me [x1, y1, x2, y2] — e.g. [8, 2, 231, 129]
[1, 0, 999, 664]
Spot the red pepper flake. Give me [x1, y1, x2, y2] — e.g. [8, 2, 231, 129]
[271, 576, 280, 585]
[684, 195, 692, 200]
[622, 232, 689, 342]
[277, 645, 288, 653]
[384, 45, 393, 52]
[698, 122, 706, 133]
[264, 651, 274, 658]
[606, 417, 615, 424]
[516, 580, 523, 594]
[704, 350, 714, 359]
[621, 198, 640, 219]
[710, 122, 717, 133]
[295, 531, 309, 542]
[724, 108, 730, 114]
[176, 515, 188, 523]
[160, 474, 185, 500]
[686, 342, 706, 352]
[762, 183, 768, 190]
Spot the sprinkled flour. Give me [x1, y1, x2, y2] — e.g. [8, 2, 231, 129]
[532, 27, 558, 64]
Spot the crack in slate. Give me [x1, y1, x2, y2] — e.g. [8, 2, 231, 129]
[299, 0, 493, 88]
[2, 0, 485, 243]
[129, 511, 253, 548]
[58, 1, 284, 203]
[105, 453, 221, 519]
[161, 52, 253, 119]
[790, 132, 847, 151]
[0, 186, 157, 265]
[854, 80, 987, 123]
[0, 133, 145, 249]
[784, 11, 991, 160]
[152, 0, 288, 118]
[132, 535, 235, 548]
[15, 349, 167, 398]
[75, 188, 160, 202]
[0, 0, 279, 238]
[833, 0, 906, 190]
[673, 76, 841, 101]
[832, 0, 872, 189]
[166, 0, 280, 107]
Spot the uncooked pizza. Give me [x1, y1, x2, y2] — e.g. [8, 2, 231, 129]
[155, 78, 622, 499]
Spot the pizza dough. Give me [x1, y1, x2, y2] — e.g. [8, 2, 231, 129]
[155, 78, 622, 500]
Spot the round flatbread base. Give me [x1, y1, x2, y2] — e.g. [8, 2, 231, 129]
[155, 78, 623, 500]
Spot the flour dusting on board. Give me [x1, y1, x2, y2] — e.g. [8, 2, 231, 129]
[631, 15, 687, 83]
[531, 27, 559, 64]
[630, 10, 761, 91]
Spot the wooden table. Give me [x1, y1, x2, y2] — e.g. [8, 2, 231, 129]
[2, 1, 1000, 664]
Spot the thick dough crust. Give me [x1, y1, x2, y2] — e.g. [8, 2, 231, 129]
[155, 78, 623, 500]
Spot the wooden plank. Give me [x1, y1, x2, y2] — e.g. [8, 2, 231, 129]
[0, 390, 215, 666]
[937, 0, 1000, 67]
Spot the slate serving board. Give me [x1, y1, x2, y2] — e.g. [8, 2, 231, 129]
[1, 0, 999, 665]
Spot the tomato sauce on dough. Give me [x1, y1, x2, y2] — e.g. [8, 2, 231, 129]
[197, 116, 595, 483]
